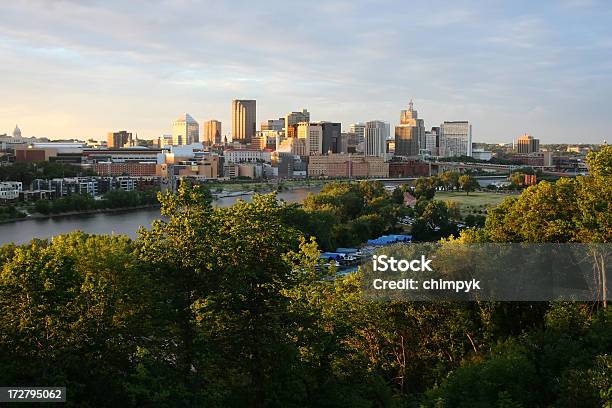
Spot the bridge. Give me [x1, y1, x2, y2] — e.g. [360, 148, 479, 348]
[372, 175, 509, 183]
[431, 161, 587, 178]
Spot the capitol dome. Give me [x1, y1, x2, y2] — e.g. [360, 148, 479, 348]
[13, 124, 21, 138]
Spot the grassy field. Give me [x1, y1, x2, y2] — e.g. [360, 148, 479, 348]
[436, 191, 515, 215]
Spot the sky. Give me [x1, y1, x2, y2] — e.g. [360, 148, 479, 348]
[0, 0, 611, 144]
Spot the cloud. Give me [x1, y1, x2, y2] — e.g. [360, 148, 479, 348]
[0, 0, 610, 143]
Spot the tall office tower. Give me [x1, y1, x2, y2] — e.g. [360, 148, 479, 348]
[107, 130, 132, 148]
[297, 122, 323, 155]
[349, 123, 366, 144]
[364, 120, 389, 157]
[337, 132, 348, 154]
[261, 119, 284, 132]
[425, 127, 439, 156]
[313, 121, 342, 154]
[172, 113, 199, 145]
[344, 132, 359, 152]
[285, 109, 310, 130]
[232, 99, 256, 144]
[395, 101, 425, 157]
[203, 120, 222, 145]
[516, 133, 540, 154]
[439, 121, 472, 157]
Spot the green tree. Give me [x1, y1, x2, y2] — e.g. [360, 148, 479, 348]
[586, 146, 612, 177]
[412, 200, 458, 241]
[34, 199, 51, 215]
[0, 232, 154, 407]
[509, 172, 523, 188]
[137, 182, 312, 406]
[423, 304, 612, 408]
[440, 171, 460, 191]
[458, 175, 479, 195]
[392, 186, 405, 204]
[413, 177, 436, 200]
[485, 147, 612, 243]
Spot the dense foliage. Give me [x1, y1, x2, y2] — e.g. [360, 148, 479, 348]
[0, 147, 610, 407]
[282, 180, 405, 250]
[0, 162, 96, 186]
[485, 147, 612, 243]
[33, 189, 159, 215]
[0, 204, 27, 221]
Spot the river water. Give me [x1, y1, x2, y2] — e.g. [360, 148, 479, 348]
[0, 178, 506, 246]
[0, 187, 321, 245]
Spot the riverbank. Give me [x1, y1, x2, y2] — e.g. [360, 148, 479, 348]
[210, 179, 326, 194]
[0, 182, 323, 226]
[214, 180, 326, 198]
[0, 186, 324, 245]
[0, 204, 161, 225]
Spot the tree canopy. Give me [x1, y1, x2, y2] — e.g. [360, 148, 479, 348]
[0, 147, 610, 407]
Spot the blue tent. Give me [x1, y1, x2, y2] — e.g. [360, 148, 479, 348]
[319, 252, 344, 261]
[366, 234, 413, 246]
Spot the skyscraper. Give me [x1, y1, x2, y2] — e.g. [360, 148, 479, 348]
[285, 109, 310, 128]
[440, 121, 472, 157]
[285, 109, 310, 138]
[297, 122, 322, 155]
[395, 101, 424, 157]
[516, 134, 540, 154]
[172, 113, 199, 145]
[314, 121, 341, 154]
[107, 130, 131, 148]
[364, 120, 389, 157]
[425, 127, 440, 156]
[203, 120, 222, 145]
[232, 99, 256, 144]
[349, 123, 365, 144]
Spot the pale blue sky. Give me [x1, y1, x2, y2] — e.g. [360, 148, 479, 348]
[1, 0, 610, 143]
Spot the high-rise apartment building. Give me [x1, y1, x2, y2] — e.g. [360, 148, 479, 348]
[516, 134, 540, 154]
[203, 120, 222, 145]
[349, 123, 366, 144]
[395, 101, 424, 157]
[364, 120, 389, 157]
[297, 122, 322, 155]
[172, 114, 199, 145]
[232, 99, 256, 144]
[439, 121, 472, 157]
[107, 130, 132, 148]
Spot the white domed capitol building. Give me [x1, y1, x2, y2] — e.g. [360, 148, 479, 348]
[13, 124, 22, 138]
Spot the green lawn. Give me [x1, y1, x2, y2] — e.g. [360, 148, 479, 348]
[436, 191, 515, 215]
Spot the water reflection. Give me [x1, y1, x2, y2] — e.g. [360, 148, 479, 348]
[0, 187, 321, 245]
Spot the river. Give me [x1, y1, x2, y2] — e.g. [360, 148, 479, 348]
[0, 178, 506, 246]
[0, 186, 321, 245]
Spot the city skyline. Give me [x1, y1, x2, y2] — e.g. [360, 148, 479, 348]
[1, 1, 611, 143]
